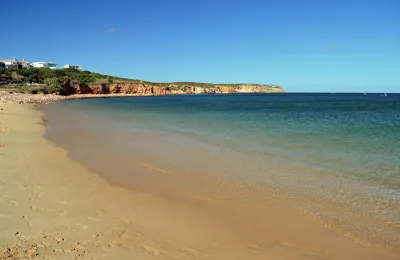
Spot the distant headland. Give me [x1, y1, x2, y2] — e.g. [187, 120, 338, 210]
[0, 57, 284, 103]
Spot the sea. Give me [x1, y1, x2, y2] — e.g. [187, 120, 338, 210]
[40, 93, 400, 247]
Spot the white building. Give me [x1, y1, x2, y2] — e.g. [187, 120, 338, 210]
[63, 64, 83, 71]
[20, 59, 32, 68]
[0, 58, 32, 69]
[31, 62, 57, 69]
[0, 58, 20, 69]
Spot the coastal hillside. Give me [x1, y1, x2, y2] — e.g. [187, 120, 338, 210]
[0, 68, 284, 95]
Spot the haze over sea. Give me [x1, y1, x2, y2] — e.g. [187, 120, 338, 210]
[41, 92, 400, 247]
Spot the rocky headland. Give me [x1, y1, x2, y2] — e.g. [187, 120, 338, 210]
[1, 83, 284, 104]
[1, 68, 284, 103]
[64, 82, 284, 95]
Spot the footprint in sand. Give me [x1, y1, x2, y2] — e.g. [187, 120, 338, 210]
[71, 241, 89, 249]
[18, 182, 26, 188]
[29, 205, 45, 211]
[41, 241, 50, 247]
[21, 215, 33, 227]
[119, 232, 129, 239]
[26, 246, 39, 258]
[179, 247, 199, 257]
[54, 236, 65, 243]
[6, 200, 18, 205]
[114, 241, 135, 250]
[248, 241, 279, 254]
[141, 245, 160, 256]
[134, 232, 143, 237]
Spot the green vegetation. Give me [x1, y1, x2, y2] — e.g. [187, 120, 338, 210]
[0, 68, 138, 95]
[0, 67, 269, 95]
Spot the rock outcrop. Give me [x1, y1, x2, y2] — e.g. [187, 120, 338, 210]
[65, 83, 284, 96]
[0, 83, 284, 104]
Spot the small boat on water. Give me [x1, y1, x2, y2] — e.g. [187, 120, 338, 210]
[363, 90, 367, 95]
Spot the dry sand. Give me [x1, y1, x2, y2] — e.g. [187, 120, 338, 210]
[0, 103, 399, 260]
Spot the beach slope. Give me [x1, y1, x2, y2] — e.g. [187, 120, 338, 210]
[1, 103, 399, 260]
[0, 104, 244, 259]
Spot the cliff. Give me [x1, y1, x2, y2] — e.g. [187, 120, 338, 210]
[1, 68, 284, 96]
[65, 83, 284, 96]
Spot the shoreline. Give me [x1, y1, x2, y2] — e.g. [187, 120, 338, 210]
[0, 91, 285, 105]
[0, 91, 162, 104]
[40, 99, 400, 250]
[1, 103, 399, 259]
[0, 103, 247, 259]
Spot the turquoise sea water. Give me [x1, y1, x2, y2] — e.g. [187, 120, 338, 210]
[41, 93, 400, 246]
[52, 93, 400, 186]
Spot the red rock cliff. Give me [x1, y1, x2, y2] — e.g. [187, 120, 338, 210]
[66, 83, 284, 96]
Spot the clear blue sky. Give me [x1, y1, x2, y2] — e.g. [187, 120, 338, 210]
[1, 0, 399, 92]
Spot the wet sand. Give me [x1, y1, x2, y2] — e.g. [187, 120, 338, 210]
[1, 103, 399, 259]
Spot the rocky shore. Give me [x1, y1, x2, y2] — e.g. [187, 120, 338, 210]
[0, 91, 148, 104]
[0, 91, 65, 104]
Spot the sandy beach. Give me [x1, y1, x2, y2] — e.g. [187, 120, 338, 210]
[1, 102, 399, 260]
[0, 103, 246, 259]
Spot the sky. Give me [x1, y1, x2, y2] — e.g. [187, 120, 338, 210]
[1, 0, 399, 93]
